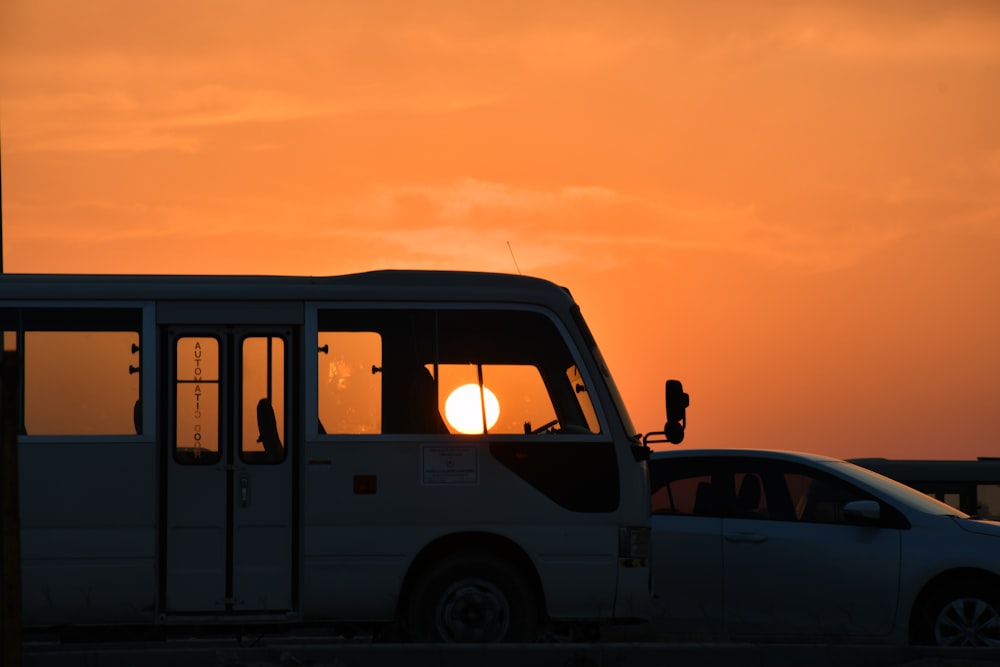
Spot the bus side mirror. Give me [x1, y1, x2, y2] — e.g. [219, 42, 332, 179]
[663, 379, 688, 444]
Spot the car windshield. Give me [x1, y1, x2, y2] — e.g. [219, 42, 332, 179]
[823, 459, 971, 518]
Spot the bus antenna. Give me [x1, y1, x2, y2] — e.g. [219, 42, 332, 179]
[506, 241, 522, 275]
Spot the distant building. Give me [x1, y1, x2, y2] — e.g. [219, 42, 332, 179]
[852, 457, 1000, 520]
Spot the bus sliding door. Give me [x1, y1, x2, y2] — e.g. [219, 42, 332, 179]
[165, 328, 293, 614]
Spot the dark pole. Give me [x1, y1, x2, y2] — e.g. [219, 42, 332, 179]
[1, 349, 22, 666]
[0, 117, 22, 666]
[1, 166, 4, 275]
[1, 132, 4, 274]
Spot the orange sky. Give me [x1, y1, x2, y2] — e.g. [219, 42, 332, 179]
[2, 1, 998, 460]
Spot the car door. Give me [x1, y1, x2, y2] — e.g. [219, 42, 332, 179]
[721, 458, 902, 640]
[649, 457, 724, 638]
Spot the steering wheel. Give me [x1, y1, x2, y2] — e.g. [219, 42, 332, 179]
[530, 419, 559, 434]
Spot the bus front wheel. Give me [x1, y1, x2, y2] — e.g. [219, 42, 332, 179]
[406, 552, 538, 643]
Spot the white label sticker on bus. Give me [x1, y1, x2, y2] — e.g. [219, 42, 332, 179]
[421, 445, 479, 485]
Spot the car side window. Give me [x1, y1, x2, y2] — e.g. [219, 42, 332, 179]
[732, 472, 768, 518]
[728, 459, 877, 524]
[651, 459, 721, 517]
[791, 473, 870, 524]
[728, 462, 797, 521]
[728, 460, 872, 524]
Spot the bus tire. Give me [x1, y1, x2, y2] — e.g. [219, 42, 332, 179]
[406, 551, 538, 643]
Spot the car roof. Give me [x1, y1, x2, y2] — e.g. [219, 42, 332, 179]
[649, 448, 844, 465]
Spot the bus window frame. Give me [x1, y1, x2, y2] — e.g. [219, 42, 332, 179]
[303, 301, 610, 441]
[0, 301, 156, 444]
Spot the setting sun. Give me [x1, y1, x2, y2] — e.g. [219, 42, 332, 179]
[444, 384, 500, 435]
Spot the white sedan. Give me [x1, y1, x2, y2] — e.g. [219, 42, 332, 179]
[649, 448, 1000, 647]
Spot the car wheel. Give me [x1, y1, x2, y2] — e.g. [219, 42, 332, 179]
[406, 552, 538, 643]
[919, 582, 1000, 647]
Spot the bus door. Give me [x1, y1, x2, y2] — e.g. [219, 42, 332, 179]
[165, 328, 293, 613]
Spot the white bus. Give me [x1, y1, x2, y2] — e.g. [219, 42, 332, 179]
[0, 270, 687, 642]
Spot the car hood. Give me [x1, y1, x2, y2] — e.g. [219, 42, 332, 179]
[952, 516, 1000, 537]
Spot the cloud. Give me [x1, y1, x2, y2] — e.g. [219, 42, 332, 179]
[341, 178, 917, 274]
[2, 63, 508, 154]
[6, 1, 998, 160]
[661, 3, 1000, 64]
[4, 166, 990, 279]
[355, 179, 624, 223]
[4, 2, 997, 275]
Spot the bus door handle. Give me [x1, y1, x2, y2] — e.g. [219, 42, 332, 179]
[240, 476, 249, 507]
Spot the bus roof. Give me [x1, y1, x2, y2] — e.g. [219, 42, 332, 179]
[0, 270, 576, 307]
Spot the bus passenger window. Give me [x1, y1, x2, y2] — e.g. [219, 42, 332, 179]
[23, 330, 140, 436]
[175, 337, 220, 464]
[315, 308, 600, 437]
[241, 336, 285, 463]
[436, 364, 557, 435]
[317, 332, 382, 435]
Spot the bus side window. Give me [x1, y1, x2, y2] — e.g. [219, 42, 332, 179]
[434, 363, 556, 435]
[317, 331, 382, 435]
[241, 336, 285, 463]
[22, 327, 141, 436]
[429, 310, 599, 437]
[315, 309, 599, 437]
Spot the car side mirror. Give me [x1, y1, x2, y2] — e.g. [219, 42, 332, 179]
[843, 499, 881, 522]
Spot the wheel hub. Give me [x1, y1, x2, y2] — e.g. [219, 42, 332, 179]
[935, 597, 1000, 647]
[437, 579, 510, 642]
